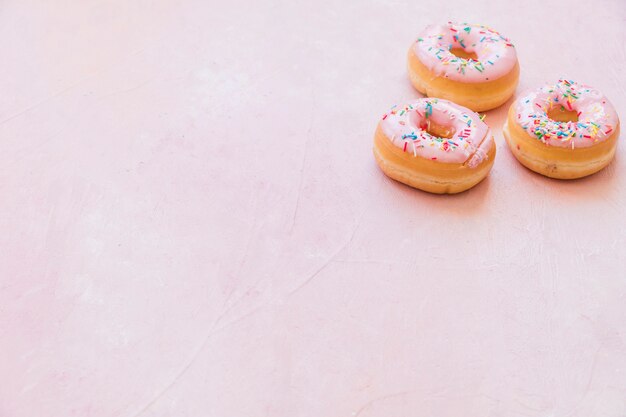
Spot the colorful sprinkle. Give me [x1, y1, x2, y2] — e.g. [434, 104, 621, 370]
[413, 22, 516, 81]
[514, 79, 617, 148]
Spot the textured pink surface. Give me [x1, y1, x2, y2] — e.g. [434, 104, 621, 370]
[1, 1, 625, 416]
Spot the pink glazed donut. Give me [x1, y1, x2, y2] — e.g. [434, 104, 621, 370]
[504, 79, 620, 179]
[373, 98, 496, 194]
[407, 22, 520, 111]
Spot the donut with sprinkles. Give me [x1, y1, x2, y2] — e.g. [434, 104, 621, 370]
[503, 79, 620, 179]
[374, 98, 495, 194]
[408, 22, 519, 111]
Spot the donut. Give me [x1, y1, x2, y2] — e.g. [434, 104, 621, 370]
[407, 22, 519, 112]
[373, 98, 496, 194]
[503, 79, 620, 179]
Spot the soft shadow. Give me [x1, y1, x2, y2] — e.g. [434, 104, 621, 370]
[379, 166, 493, 217]
[483, 93, 516, 136]
[505, 146, 620, 204]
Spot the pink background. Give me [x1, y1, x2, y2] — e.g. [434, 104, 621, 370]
[1, 0, 625, 416]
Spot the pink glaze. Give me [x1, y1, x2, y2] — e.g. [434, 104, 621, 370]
[412, 22, 517, 83]
[380, 98, 492, 167]
[513, 79, 619, 149]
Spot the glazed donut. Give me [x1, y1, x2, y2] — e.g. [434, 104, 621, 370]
[503, 79, 620, 179]
[408, 22, 519, 112]
[373, 98, 495, 194]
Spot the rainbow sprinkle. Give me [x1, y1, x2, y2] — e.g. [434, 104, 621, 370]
[515, 79, 617, 149]
[380, 98, 490, 162]
[413, 22, 516, 81]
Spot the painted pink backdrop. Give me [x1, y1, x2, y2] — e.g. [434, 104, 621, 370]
[1, 0, 625, 416]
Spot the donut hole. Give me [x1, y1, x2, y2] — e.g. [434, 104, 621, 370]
[547, 105, 579, 123]
[408, 111, 456, 139]
[425, 120, 456, 139]
[450, 48, 478, 60]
